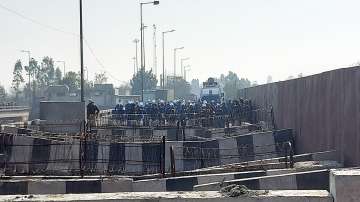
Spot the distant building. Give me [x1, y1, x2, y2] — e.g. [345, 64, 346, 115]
[191, 79, 201, 98]
[89, 84, 115, 109]
[45, 85, 78, 102]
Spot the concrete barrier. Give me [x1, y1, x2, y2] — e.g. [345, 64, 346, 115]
[0, 178, 133, 195]
[194, 169, 329, 191]
[167, 129, 293, 172]
[330, 168, 360, 202]
[0, 190, 333, 202]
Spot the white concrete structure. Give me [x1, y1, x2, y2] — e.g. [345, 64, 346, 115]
[330, 168, 360, 202]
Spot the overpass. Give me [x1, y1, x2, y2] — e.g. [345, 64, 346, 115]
[0, 106, 30, 124]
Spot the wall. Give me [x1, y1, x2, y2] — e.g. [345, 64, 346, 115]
[239, 66, 360, 166]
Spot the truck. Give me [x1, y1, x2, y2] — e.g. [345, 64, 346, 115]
[200, 77, 223, 103]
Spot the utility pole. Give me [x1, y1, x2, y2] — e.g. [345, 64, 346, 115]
[153, 24, 157, 77]
[173, 47, 184, 99]
[133, 39, 139, 73]
[161, 29, 175, 89]
[180, 57, 190, 79]
[79, 0, 85, 103]
[132, 57, 136, 75]
[140, 1, 159, 101]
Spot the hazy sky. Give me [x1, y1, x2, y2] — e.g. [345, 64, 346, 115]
[1, 0, 360, 90]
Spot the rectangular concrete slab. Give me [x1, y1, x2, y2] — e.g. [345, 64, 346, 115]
[0, 190, 332, 202]
[330, 168, 360, 202]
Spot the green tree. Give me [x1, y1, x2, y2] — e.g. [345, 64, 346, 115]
[94, 71, 108, 84]
[39, 56, 55, 86]
[130, 69, 157, 95]
[222, 71, 251, 99]
[0, 84, 6, 103]
[166, 78, 191, 99]
[11, 60, 24, 100]
[62, 71, 80, 91]
[54, 67, 62, 84]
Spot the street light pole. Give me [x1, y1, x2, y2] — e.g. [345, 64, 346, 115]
[133, 39, 139, 73]
[180, 57, 190, 79]
[162, 29, 175, 89]
[140, 1, 159, 102]
[173, 47, 184, 99]
[184, 65, 191, 81]
[79, 0, 85, 103]
[132, 57, 136, 75]
[20, 50, 31, 106]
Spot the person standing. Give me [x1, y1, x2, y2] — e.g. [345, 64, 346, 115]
[87, 99, 99, 128]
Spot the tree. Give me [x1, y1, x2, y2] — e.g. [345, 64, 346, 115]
[266, 75, 273, 84]
[130, 69, 157, 95]
[166, 78, 191, 99]
[12, 60, 24, 100]
[222, 71, 251, 99]
[94, 71, 108, 84]
[54, 67, 62, 84]
[39, 56, 55, 86]
[0, 84, 6, 103]
[62, 71, 80, 91]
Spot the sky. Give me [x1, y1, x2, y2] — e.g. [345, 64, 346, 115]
[1, 0, 360, 90]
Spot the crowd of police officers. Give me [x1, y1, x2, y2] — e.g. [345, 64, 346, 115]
[111, 98, 257, 127]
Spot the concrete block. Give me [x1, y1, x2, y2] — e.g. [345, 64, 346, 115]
[8, 136, 33, 174]
[252, 132, 277, 160]
[125, 143, 143, 174]
[101, 178, 133, 192]
[218, 137, 240, 165]
[133, 178, 166, 192]
[259, 174, 297, 190]
[330, 168, 360, 202]
[28, 180, 66, 194]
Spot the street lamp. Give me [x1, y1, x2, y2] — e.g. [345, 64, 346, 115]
[20, 50, 31, 106]
[55, 61, 66, 77]
[184, 65, 191, 81]
[173, 47, 184, 99]
[180, 57, 190, 79]
[133, 39, 139, 73]
[132, 57, 136, 75]
[79, 0, 85, 102]
[140, 1, 160, 102]
[162, 29, 175, 89]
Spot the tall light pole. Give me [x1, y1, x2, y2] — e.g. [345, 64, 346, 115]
[173, 47, 184, 98]
[184, 65, 191, 81]
[55, 61, 66, 76]
[140, 1, 159, 102]
[133, 39, 139, 73]
[162, 29, 175, 89]
[180, 57, 190, 79]
[79, 0, 85, 102]
[20, 50, 31, 106]
[132, 57, 136, 75]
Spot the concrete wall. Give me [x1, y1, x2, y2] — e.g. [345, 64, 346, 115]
[39, 101, 85, 133]
[167, 129, 293, 172]
[0, 178, 132, 195]
[194, 170, 330, 191]
[239, 66, 360, 166]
